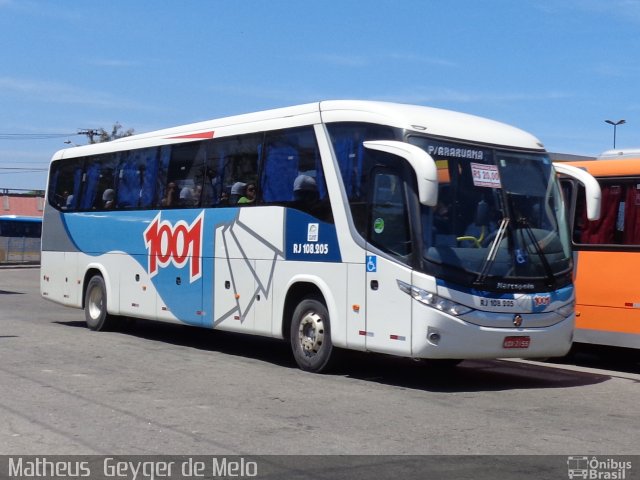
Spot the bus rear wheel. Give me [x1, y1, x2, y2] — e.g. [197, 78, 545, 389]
[84, 275, 114, 331]
[290, 296, 334, 373]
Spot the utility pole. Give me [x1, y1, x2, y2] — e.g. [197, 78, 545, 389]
[77, 128, 100, 144]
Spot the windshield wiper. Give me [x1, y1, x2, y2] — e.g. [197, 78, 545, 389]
[473, 217, 510, 288]
[517, 218, 556, 289]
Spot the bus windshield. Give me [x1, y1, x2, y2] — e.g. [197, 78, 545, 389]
[409, 137, 571, 292]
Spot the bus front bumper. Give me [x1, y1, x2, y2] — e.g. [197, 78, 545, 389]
[412, 310, 575, 360]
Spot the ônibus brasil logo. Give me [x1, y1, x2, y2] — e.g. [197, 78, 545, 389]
[143, 211, 204, 283]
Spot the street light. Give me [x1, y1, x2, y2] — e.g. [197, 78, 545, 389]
[605, 119, 626, 149]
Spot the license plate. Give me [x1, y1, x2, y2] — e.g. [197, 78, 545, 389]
[503, 336, 530, 349]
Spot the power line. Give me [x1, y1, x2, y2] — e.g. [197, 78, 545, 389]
[0, 167, 48, 171]
[0, 133, 79, 140]
[0, 126, 129, 143]
[0, 161, 48, 165]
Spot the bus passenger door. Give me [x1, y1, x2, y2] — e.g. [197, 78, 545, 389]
[365, 168, 413, 355]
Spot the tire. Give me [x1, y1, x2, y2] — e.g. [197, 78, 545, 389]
[84, 275, 114, 331]
[290, 296, 334, 373]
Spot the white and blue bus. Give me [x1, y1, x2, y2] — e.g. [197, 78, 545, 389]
[40, 100, 600, 372]
[0, 215, 42, 263]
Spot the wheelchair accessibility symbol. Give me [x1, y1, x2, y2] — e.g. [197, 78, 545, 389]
[515, 248, 528, 265]
[366, 255, 377, 273]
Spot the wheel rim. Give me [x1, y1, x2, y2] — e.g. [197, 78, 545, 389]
[297, 311, 324, 357]
[88, 285, 104, 320]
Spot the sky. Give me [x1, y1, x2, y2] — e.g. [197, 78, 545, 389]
[1, 0, 639, 191]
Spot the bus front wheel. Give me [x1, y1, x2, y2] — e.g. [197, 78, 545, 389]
[290, 296, 334, 373]
[84, 275, 114, 331]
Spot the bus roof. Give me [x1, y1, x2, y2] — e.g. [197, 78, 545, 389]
[0, 215, 42, 223]
[598, 148, 640, 160]
[51, 100, 545, 161]
[563, 157, 640, 177]
[319, 100, 544, 150]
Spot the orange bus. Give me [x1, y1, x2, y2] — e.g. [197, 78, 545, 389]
[563, 153, 640, 349]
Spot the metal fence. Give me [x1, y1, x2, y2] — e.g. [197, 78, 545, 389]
[0, 236, 41, 264]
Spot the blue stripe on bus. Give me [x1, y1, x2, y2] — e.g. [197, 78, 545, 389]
[64, 208, 238, 326]
[62, 207, 341, 326]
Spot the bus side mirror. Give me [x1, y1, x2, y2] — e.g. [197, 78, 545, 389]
[363, 140, 438, 206]
[553, 162, 601, 221]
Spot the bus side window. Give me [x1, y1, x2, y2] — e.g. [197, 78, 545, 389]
[623, 182, 640, 244]
[578, 183, 622, 244]
[260, 126, 332, 222]
[165, 141, 207, 208]
[201, 143, 225, 207]
[574, 179, 640, 246]
[262, 134, 299, 204]
[117, 147, 163, 209]
[80, 154, 117, 211]
[368, 169, 411, 259]
[48, 158, 83, 211]
[214, 134, 261, 206]
[327, 122, 397, 233]
[571, 183, 585, 244]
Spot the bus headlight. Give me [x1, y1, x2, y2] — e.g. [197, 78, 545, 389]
[397, 280, 473, 316]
